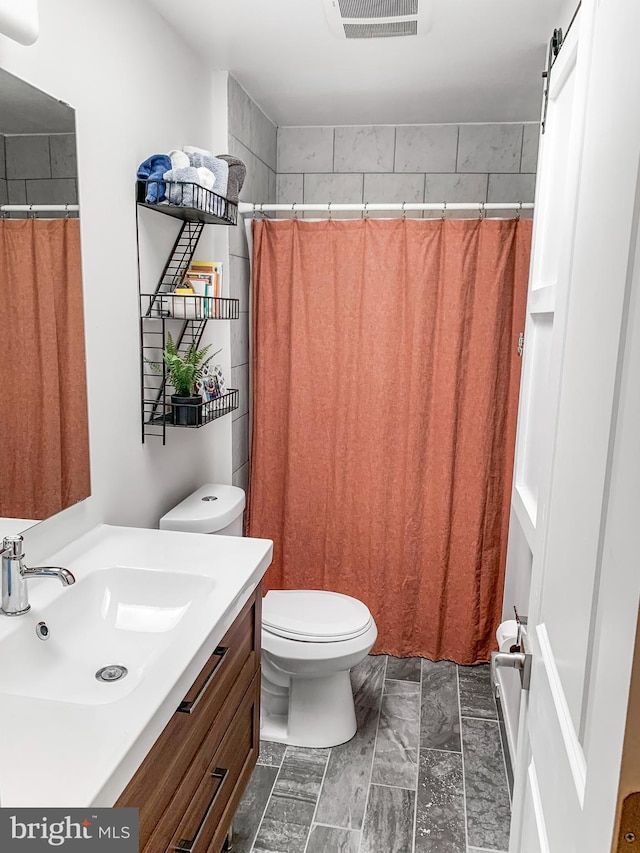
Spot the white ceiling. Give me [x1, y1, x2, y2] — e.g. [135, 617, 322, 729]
[0, 68, 75, 134]
[149, 0, 572, 126]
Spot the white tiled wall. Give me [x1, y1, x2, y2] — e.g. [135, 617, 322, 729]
[277, 123, 539, 218]
[0, 133, 78, 210]
[227, 75, 277, 492]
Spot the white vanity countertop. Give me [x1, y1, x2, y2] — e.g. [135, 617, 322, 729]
[0, 524, 273, 807]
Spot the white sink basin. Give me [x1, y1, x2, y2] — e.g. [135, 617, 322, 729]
[0, 523, 273, 808]
[0, 566, 215, 705]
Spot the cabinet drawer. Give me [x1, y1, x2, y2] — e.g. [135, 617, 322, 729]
[150, 671, 260, 853]
[116, 588, 261, 848]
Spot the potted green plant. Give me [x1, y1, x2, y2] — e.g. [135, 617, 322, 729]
[150, 333, 220, 426]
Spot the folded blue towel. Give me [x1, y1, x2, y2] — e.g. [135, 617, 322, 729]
[137, 154, 172, 203]
[186, 152, 229, 199]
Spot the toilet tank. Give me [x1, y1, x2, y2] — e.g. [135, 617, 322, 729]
[159, 484, 246, 536]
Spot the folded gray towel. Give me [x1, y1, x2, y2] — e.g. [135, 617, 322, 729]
[216, 155, 246, 203]
[186, 152, 229, 199]
[163, 166, 216, 210]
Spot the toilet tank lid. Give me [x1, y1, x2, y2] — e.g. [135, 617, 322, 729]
[159, 484, 246, 533]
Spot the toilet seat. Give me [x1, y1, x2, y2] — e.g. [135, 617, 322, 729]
[263, 590, 373, 643]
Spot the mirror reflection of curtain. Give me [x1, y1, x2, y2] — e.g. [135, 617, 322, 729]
[248, 217, 531, 664]
[0, 219, 90, 518]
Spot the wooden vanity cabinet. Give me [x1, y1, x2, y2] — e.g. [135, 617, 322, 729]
[116, 586, 262, 852]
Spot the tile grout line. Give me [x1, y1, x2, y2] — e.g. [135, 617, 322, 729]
[302, 747, 332, 853]
[461, 715, 500, 723]
[356, 654, 387, 853]
[369, 780, 417, 792]
[411, 658, 423, 853]
[518, 123, 525, 173]
[457, 666, 470, 853]
[249, 749, 287, 853]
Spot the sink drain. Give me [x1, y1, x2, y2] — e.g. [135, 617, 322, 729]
[95, 665, 128, 683]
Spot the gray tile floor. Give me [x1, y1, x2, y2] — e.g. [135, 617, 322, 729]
[231, 655, 511, 853]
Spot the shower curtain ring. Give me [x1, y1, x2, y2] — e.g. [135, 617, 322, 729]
[402, 202, 406, 219]
[516, 201, 522, 221]
[252, 203, 257, 220]
[292, 203, 298, 220]
[479, 201, 486, 220]
[364, 201, 369, 219]
[441, 201, 447, 221]
[328, 201, 332, 220]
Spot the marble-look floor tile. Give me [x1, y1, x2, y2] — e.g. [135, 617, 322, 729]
[258, 740, 287, 768]
[415, 749, 465, 853]
[305, 825, 360, 853]
[232, 764, 279, 853]
[386, 655, 422, 682]
[421, 660, 461, 752]
[360, 784, 415, 853]
[314, 655, 386, 830]
[371, 680, 420, 789]
[458, 664, 497, 720]
[462, 718, 511, 852]
[252, 746, 329, 853]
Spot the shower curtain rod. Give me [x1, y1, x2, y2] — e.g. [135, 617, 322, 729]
[0, 204, 79, 213]
[239, 201, 534, 215]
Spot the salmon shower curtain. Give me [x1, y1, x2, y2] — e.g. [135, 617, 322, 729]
[248, 217, 530, 664]
[0, 219, 90, 519]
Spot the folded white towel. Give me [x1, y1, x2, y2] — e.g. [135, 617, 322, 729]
[196, 166, 216, 190]
[169, 149, 190, 170]
[184, 145, 212, 157]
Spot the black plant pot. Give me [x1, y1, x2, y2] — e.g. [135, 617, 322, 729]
[171, 394, 202, 427]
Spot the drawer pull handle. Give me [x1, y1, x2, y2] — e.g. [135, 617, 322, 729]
[173, 767, 228, 852]
[178, 646, 229, 714]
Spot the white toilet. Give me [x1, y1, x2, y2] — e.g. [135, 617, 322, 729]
[160, 484, 377, 749]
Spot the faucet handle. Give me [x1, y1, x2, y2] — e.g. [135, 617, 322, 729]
[1, 535, 24, 559]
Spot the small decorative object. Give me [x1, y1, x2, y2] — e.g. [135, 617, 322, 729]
[148, 333, 221, 426]
[201, 363, 227, 401]
[170, 280, 202, 320]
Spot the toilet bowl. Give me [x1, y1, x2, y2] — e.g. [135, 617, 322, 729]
[261, 589, 377, 748]
[160, 485, 377, 749]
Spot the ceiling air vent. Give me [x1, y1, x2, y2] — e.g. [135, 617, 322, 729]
[324, 0, 431, 39]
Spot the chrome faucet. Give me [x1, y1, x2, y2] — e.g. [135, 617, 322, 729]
[1, 535, 75, 616]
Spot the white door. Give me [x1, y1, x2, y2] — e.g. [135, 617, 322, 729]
[504, 0, 640, 850]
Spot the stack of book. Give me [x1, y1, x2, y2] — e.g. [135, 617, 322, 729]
[185, 261, 223, 318]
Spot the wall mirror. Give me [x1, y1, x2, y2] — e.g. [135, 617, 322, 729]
[0, 68, 90, 536]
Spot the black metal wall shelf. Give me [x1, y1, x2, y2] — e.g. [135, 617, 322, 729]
[136, 180, 240, 444]
[136, 179, 238, 226]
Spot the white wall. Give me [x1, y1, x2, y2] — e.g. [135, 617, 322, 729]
[0, 0, 234, 559]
